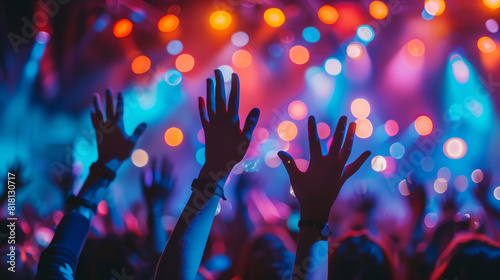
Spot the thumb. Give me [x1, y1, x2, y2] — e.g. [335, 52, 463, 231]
[130, 123, 147, 143]
[278, 151, 299, 178]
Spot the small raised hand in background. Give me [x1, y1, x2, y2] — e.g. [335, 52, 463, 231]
[353, 188, 377, 214]
[407, 172, 427, 220]
[141, 157, 175, 216]
[1, 160, 29, 208]
[441, 186, 458, 215]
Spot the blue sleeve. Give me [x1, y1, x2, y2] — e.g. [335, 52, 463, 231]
[36, 211, 91, 280]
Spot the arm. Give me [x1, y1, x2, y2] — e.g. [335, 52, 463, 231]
[36, 90, 146, 279]
[278, 116, 371, 280]
[155, 70, 259, 279]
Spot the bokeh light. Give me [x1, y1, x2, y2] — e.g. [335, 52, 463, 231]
[483, 0, 500, 9]
[438, 167, 451, 181]
[289, 45, 310, 65]
[278, 121, 298, 141]
[494, 187, 500, 200]
[97, 201, 108, 215]
[165, 69, 183, 85]
[425, 213, 438, 228]
[317, 122, 330, 139]
[421, 156, 434, 172]
[158, 15, 179, 32]
[434, 178, 447, 193]
[443, 137, 467, 159]
[196, 148, 205, 165]
[131, 149, 149, 167]
[477, 36, 496, 53]
[371, 155, 387, 172]
[167, 40, 183, 55]
[288, 100, 308, 120]
[381, 156, 397, 176]
[295, 159, 309, 172]
[407, 39, 425, 57]
[131, 55, 151, 74]
[318, 5, 339, 24]
[302, 27, 320, 43]
[455, 175, 468, 192]
[355, 118, 373, 139]
[384, 120, 399, 136]
[264, 8, 285, 27]
[253, 127, 270, 144]
[232, 50, 252, 68]
[486, 19, 499, 33]
[265, 151, 282, 168]
[351, 98, 371, 119]
[324, 58, 342, 75]
[346, 42, 364, 59]
[175, 54, 195, 72]
[279, 30, 294, 43]
[113, 19, 133, 37]
[471, 169, 484, 183]
[164, 127, 183, 146]
[399, 180, 410, 196]
[424, 0, 445, 16]
[231, 31, 249, 47]
[268, 44, 284, 57]
[217, 65, 234, 81]
[197, 128, 205, 144]
[210, 11, 232, 30]
[369, 1, 389, 20]
[390, 142, 405, 159]
[452, 59, 470, 84]
[357, 25, 374, 42]
[415, 115, 433, 136]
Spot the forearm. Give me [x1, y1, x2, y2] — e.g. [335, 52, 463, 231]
[292, 228, 328, 280]
[148, 208, 168, 255]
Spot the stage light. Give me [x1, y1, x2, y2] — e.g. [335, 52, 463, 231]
[113, 19, 133, 37]
[483, 0, 500, 9]
[424, 213, 438, 228]
[355, 118, 373, 139]
[407, 39, 425, 57]
[369, 1, 389, 20]
[167, 40, 183, 55]
[131, 149, 149, 167]
[346, 42, 364, 59]
[131, 55, 151, 74]
[371, 155, 387, 172]
[196, 148, 205, 165]
[421, 156, 434, 172]
[351, 98, 370, 119]
[494, 187, 500, 200]
[471, 169, 484, 183]
[265, 151, 282, 168]
[302, 26, 320, 43]
[165, 69, 182, 85]
[477, 36, 496, 53]
[253, 127, 270, 144]
[278, 121, 298, 141]
[231, 31, 249, 47]
[434, 178, 447, 193]
[486, 19, 499, 33]
[164, 127, 183, 146]
[390, 142, 405, 159]
[264, 8, 285, 27]
[318, 5, 338, 24]
[357, 25, 374, 42]
[324, 58, 342, 75]
[317, 122, 330, 139]
[289, 45, 310, 65]
[424, 0, 445, 16]
[443, 137, 467, 159]
[210, 11, 232, 30]
[175, 54, 195, 72]
[158, 15, 179, 32]
[232, 50, 252, 68]
[384, 120, 399, 136]
[415, 115, 433, 136]
[398, 180, 410, 196]
[288, 101, 308, 120]
[438, 167, 451, 181]
[455, 175, 468, 192]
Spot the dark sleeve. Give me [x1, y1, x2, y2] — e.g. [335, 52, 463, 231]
[36, 211, 91, 280]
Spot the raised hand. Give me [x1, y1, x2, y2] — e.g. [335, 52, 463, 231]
[441, 186, 458, 214]
[278, 116, 371, 223]
[141, 157, 175, 215]
[406, 173, 427, 218]
[353, 189, 377, 213]
[91, 89, 147, 165]
[197, 69, 260, 183]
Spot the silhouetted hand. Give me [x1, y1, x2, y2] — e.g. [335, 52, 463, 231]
[278, 116, 371, 222]
[141, 157, 174, 215]
[441, 187, 458, 214]
[1, 160, 29, 206]
[91, 89, 147, 164]
[353, 189, 377, 213]
[474, 172, 492, 206]
[407, 173, 427, 218]
[197, 70, 260, 183]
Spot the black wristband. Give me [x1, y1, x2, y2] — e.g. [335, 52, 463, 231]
[65, 195, 98, 214]
[298, 220, 332, 238]
[90, 160, 116, 181]
[191, 179, 226, 200]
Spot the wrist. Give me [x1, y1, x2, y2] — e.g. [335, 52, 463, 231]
[198, 166, 228, 186]
[300, 209, 330, 224]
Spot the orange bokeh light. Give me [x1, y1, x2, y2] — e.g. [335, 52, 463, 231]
[415, 115, 433, 136]
[350, 98, 371, 119]
[288, 100, 308, 120]
[289, 45, 310, 65]
[158, 15, 179, 32]
[113, 19, 133, 38]
[424, 0, 446, 16]
[477, 37, 496, 53]
[278, 121, 298, 141]
[355, 118, 373, 139]
[318, 5, 339, 24]
[210, 11, 232, 30]
[484, 0, 500, 9]
[164, 127, 183, 146]
[232, 50, 252, 68]
[369, 1, 389, 20]
[175, 54, 195, 72]
[407, 39, 425, 57]
[131, 55, 151, 74]
[264, 8, 285, 27]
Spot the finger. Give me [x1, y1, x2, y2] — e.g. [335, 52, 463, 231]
[338, 151, 371, 186]
[93, 94, 104, 120]
[129, 123, 147, 143]
[277, 151, 300, 178]
[151, 157, 157, 182]
[214, 69, 227, 115]
[242, 108, 260, 140]
[327, 116, 347, 159]
[90, 112, 98, 128]
[308, 116, 322, 159]
[198, 97, 209, 129]
[338, 122, 356, 167]
[161, 157, 169, 178]
[206, 78, 215, 120]
[115, 92, 125, 130]
[105, 89, 114, 122]
[228, 73, 240, 121]
[140, 170, 147, 188]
